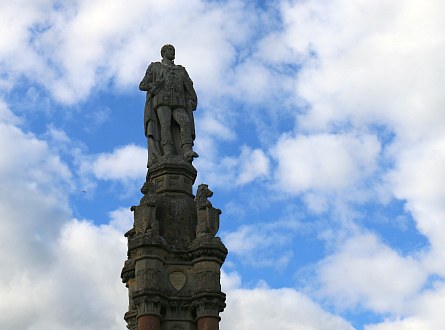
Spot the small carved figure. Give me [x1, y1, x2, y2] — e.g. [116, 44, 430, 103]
[140, 44, 198, 164]
[131, 202, 159, 236]
[195, 184, 221, 237]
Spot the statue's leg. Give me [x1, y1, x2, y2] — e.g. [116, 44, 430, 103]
[156, 106, 174, 155]
[172, 108, 192, 144]
[147, 136, 161, 163]
[172, 108, 198, 161]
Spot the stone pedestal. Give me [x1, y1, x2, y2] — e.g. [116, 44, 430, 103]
[122, 156, 227, 330]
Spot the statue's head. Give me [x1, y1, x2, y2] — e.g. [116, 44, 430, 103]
[197, 184, 213, 198]
[161, 44, 175, 60]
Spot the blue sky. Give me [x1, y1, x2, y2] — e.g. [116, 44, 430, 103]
[1, 0, 444, 329]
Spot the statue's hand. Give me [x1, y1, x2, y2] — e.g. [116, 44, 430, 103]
[188, 98, 197, 110]
[150, 80, 165, 95]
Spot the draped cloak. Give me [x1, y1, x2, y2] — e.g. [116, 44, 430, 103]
[139, 61, 197, 164]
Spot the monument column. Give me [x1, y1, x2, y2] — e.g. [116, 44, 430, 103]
[138, 315, 161, 330]
[197, 317, 219, 330]
[133, 295, 162, 330]
[121, 44, 227, 330]
[195, 304, 221, 330]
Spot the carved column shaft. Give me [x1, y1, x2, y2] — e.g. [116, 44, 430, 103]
[138, 315, 161, 330]
[197, 317, 219, 330]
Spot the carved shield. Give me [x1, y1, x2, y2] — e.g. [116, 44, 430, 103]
[169, 271, 187, 291]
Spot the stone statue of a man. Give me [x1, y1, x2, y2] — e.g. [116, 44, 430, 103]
[139, 44, 198, 163]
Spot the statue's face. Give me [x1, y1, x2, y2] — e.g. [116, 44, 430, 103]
[163, 46, 175, 61]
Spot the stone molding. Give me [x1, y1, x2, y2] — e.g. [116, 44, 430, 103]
[133, 295, 163, 318]
[192, 294, 226, 320]
[124, 310, 138, 330]
[148, 157, 197, 196]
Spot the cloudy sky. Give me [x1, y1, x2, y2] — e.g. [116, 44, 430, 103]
[1, 0, 444, 329]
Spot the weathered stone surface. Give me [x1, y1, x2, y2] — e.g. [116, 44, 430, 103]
[195, 184, 221, 238]
[169, 271, 187, 291]
[140, 45, 198, 165]
[122, 227, 227, 329]
[122, 45, 227, 330]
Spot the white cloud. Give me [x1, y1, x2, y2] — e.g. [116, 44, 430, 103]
[237, 146, 270, 185]
[387, 136, 445, 250]
[0, 99, 22, 124]
[0, 103, 72, 279]
[197, 112, 235, 142]
[275, 0, 445, 141]
[0, 101, 129, 329]
[88, 144, 147, 182]
[262, 2, 445, 325]
[0, 0, 258, 105]
[364, 281, 445, 330]
[0, 216, 130, 330]
[314, 232, 427, 314]
[197, 145, 270, 189]
[194, 109, 237, 165]
[1, 1, 445, 329]
[223, 219, 302, 269]
[221, 271, 354, 330]
[273, 133, 381, 194]
[0, 99, 350, 330]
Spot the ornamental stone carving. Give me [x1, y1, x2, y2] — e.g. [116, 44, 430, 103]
[194, 271, 220, 291]
[169, 271, 187, 291]
[133, 295, 163, 318]
[195, 184, 221, 238]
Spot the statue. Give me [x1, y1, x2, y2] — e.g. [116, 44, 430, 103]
[195, 184, 221, 238]
[139, 44, 198, 164]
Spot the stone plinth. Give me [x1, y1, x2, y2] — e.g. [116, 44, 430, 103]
[122, 158, 227, 330]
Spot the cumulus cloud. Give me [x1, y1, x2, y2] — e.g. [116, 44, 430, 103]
[0, 214, 130, 330]
[276, 0, 445, 141]
[313, 232, 427, 313]
[0, 102, 72, 279]
[364, 281, 445, 330]
[1, 0, 445, 329]
[223, 219, 302, 269]
[221, 271, 354, 330]
[197, 145, 270, 189]
[0, 97, 350, 329]
[273, 133, 381, 194]
[0, 100, 130, 329]
[0, 0, 259, 105]
[237, 146, 270, 185]
[87, 144, 147, 182]
[387, 135, 445, 251]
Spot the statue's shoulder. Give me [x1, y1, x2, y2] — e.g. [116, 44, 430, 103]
[177, 64, 190, 75]
[147, 62, 161, 70]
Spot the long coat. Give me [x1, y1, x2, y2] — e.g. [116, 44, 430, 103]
[139, 61, 197, 163]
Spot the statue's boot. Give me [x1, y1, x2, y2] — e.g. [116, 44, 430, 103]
[163, 143, 174, 156]
[183, 143, 198, 162]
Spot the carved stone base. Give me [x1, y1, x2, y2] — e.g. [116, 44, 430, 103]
[122, 237, 227, 330]
[146, 156, 197, 196]
[122, 157, 227, 330]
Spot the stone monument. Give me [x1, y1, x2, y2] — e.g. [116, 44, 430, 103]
[121, 44, 227, 330]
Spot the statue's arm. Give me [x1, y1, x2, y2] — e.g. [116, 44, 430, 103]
[139, 63, 156, 92]
[183, 68, 197, 110]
